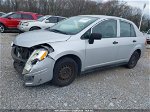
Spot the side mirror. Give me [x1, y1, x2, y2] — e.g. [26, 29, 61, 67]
[89, 33, 102, 44]
[45, 20, 49, 23]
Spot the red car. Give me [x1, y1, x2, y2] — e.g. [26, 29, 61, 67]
[0, 11, 43, 33]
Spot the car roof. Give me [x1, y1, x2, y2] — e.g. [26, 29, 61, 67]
[79, 15, 133, 23]
[45, 15, 66, 18]
[16, 11, 41, 15]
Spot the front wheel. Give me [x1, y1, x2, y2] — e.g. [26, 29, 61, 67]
[126, 51, 140, 69]
[52, 58, 78, 87]
[0, 24, 5, 33]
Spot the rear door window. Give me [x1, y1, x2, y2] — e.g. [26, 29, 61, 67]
[22, 14, 33, 19]
[120, 21, 136, 37]
[47, 17, 58, 23]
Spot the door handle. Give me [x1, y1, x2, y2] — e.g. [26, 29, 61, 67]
[133, 40, 137, 43]
[113, 41, 118, 44]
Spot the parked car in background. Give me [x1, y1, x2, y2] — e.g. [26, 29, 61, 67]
[18, 15, 66, 32]
[11, 15, 146, 87]
[0, 12, 6, 17]
[0, 11, 43, 33]
[146, 29, 150, 44]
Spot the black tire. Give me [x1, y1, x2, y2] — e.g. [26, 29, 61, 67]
[29, 27, 41, 31]
[126, 51, 140, 69]
[52, 57, 78, 87]
[0, 23, 5, 33]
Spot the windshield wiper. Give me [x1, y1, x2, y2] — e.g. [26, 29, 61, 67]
[49, 29, 69, 35]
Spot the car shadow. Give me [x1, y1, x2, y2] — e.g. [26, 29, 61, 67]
[24, 65, 126, 90]
[78, 64, 126, 78]
[3, 29, 22, 33]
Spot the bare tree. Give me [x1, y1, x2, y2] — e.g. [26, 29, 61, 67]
[0, 0, 149, 31]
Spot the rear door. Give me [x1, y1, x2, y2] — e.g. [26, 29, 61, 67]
[116, 20, 137, 61]
[22, 14, 34, 20]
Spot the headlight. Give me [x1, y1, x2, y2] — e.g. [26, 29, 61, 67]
[23, 49, 48, 74]
[30, 49, 48, 61]
[22, 22, 29, 26]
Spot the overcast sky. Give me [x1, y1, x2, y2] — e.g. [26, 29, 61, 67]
[96, 0, 150, 17]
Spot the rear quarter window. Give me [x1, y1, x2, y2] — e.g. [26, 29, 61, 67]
[131, 24, 136, 37]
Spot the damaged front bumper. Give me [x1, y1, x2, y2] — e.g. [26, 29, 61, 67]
[11, 46, 55, 86]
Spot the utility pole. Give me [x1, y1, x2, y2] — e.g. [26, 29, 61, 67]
[139, 3, 146, 31]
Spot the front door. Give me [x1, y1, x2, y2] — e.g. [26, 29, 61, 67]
[6, 13, 22, 28]
[85, 19, 119, 69]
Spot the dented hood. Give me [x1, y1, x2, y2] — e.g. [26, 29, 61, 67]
[13, 30, 71, 47]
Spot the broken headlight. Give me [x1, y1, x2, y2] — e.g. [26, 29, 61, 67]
[23, 49, 48, 74]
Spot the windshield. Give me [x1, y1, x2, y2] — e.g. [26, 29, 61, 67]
[47, 16, 98, 35]
[38, 16, 49, 22]
[1, 12, 14, 18]
[147, 29, 150, 34]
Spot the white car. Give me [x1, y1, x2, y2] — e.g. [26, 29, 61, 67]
[146, 29, 150, 44]
[12, 15, 146, 86]
[18, 15, 66, 32]
[0, 12, 6, 16]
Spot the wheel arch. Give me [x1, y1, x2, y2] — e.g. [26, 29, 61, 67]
[0, 22, 6, 28]
[54, 54, 82, 75]
[135, 49, 141, 57]
[29, 26, 41, 30]
[130, 46, 142, 59]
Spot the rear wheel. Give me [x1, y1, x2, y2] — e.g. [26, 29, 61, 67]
[0, 24, 5, 33]
[126, 51, 140, 69]
[29, 27, 41, 31]
[52, 58, 78, 87]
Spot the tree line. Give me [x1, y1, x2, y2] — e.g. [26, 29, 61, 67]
[0, 0, 149, 31]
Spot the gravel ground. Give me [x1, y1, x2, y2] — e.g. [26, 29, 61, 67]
[0, 33, 150, 109]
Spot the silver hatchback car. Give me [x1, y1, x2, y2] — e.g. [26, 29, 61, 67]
[11, 15, 146, 87]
